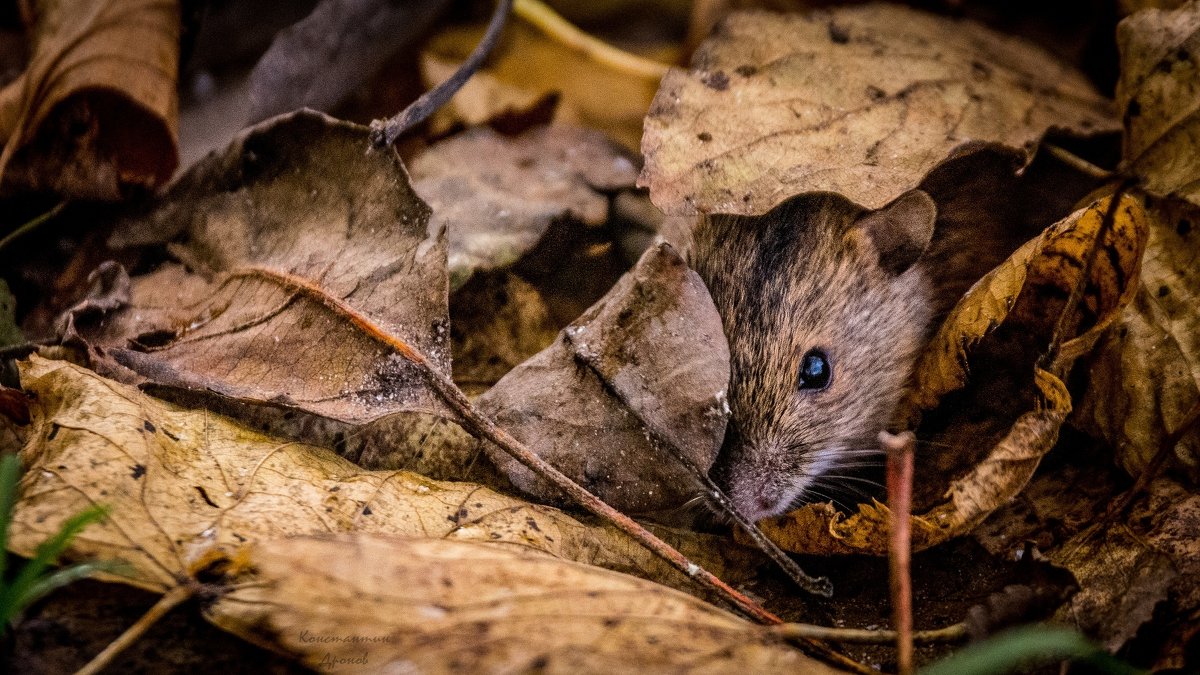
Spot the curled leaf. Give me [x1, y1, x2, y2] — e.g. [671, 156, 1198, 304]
[1075, 2, 1200, 479]
[410, 124, 638, 289]
[757, 195, 1149, 554]
[78, 110, 450, 425]
[0, 0, 179, 198]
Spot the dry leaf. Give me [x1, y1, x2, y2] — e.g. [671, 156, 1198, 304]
[422, 21, 671, 150]
[9, 356, 755, 594]
[640, 4, 1116, 216]
[1073, 2, 1200, 480]
[207, 534, 841, 674]
[1049, 477, 1200, 657]
[247, 0, 448, 122]
[410, 124, 639, 289]
[73, 110, 450, 426]
[1117, 1, 1200, 206]
[479, 243, 730, 513]
[0, 0, 179, 199]
[756, 195, 1149, 554]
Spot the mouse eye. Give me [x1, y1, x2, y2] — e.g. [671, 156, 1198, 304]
[798, 349, 832, 390]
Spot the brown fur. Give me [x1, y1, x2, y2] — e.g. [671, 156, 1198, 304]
[690, 192, 935, 520]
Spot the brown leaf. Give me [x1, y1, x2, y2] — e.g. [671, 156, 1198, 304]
[9, 356, 755, 594]
[479, 243, 730, 513]
[409, 124, 638, 289]
[640, 5, 1116, 216]
[1053, 477, 1200, 653]
[1073, 3, 1200, 480]
[247, 0, 448, 122]
[755, 195, 1149, 554]
[1117, 1, 1200, 206]
[0, 0, 179, 199]
[206, 533, 841, 674]
[74, 110, 450, 426]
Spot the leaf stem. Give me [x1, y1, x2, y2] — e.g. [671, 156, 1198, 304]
[1041, 144, 1114, 181]
[774, 621, 967, 645]
[513, 0, 670, 80]
[369, 0, 513, 148]
[0, 202, 66, 255]
[75, 583, 194, 675]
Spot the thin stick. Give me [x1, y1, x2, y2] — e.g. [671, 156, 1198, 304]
[0, 201, 66, 254]
[230, 266, 780, 625]
[75, 584, 193, 675]
[561, 327, 832, 597]
[883, 430, 916, 675]
[513, 0, 669, 80]
[1042, 144, 1113, 181]
[775, 621, 967, 645]
[1102, 399, 1200, 523]
[369, 0, 513, 149]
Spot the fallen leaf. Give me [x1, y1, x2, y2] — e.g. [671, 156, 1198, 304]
[247, 0, 448, 122]
[9, 356, 756, 594]
[756, 195, 1149, 554]
[409, 124, 639, 289]
[640, 4, 1116, 215]
[207, 534, 842, 674]
[1072, 2, 1200, 480]
[423, 21, 671, 150]
[75, 109, 450, 426]
[0, 0, 179, 199]
[1117, 1, 1200, 206]
[479, 242, 730, 513]
[1047, 477, 1200, 657]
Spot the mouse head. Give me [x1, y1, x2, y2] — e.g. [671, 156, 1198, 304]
[692, 190, 937, 521]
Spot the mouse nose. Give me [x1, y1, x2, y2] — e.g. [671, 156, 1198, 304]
[755, 494, 778, 514]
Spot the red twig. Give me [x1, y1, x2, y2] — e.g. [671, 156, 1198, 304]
[883, 430, 916, 675]
[235, 266, 782, 625]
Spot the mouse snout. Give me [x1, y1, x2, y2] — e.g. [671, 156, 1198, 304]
[713, 442, 795, 522]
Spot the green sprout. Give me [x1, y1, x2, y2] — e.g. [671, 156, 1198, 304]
[0, 453, 113, 630]
[921, 625, 1147, 675]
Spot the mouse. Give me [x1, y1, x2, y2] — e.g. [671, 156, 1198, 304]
[688, 190, 938, 522]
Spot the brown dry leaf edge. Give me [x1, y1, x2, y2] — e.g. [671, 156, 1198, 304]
[205, 533, 842, 673]
[755, 193, 1150, 555]
[9, 356, 755, 596]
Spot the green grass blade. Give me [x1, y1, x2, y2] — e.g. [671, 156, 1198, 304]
[921, 625, 1146, 675]
[2, 503, 109, 612]
[13, 561, 121, 611]
[0, 453, 23, 582]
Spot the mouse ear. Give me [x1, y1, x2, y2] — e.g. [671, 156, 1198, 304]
[850, 189, 937, 275]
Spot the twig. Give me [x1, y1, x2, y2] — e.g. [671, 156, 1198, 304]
[230, 266, 780, 625]
[513, 0, 670, 80]
[561, 327, 832, 597]
[883, 430, 916, 675]
[1102, 399, 1200, 523]
[75, 583, 194, 675]
[1042, 144, 1114, 181]
[0, 201, 66, 255]
[774, 621, 968, 645]
[369, 0, 513, 149]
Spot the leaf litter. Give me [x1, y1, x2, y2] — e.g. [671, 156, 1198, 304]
[3, 0, 1200, 671]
